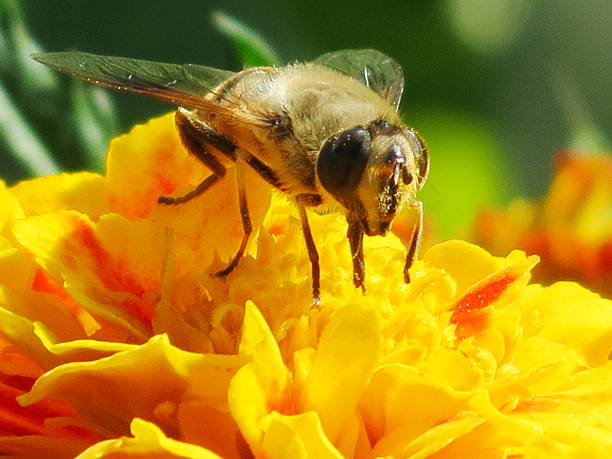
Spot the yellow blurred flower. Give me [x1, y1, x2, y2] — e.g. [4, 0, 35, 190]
[1, 114, 611, 458]
[474, 151, 612, 298]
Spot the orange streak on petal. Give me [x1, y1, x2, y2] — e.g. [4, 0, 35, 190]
[154, 171, 178, 196]
[121, 297, 155, 329]
[268, 223, 286, 236]
[0, 333, 44, 380]
[453, 313, 488, 339]
[32, 269, 97, 333]
[70, 220, 154, 327]
[0, 380, 77, 436]
[451, 273, 517, 338]
[267, 379, 296, 416]
[74, 222, 144, 296]
[452, 274, 516, 317]
[32, 268, 71, 300]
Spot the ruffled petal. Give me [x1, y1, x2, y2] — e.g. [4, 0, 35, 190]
[228, 301, 292, 455]
[13, 211, 165, 339]
[19, 335, 246, 436]
[76, 418, 222, 459]
[2, 111, 610, 458]
[301, 305, 381, 444]
[105, 113, 271, 271]
[0, 180, 24, 233]
[10, 172, 109, 219]
[522, 282, 612, 367]
[261, 411, 343, 459]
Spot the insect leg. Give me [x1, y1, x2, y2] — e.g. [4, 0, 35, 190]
[214, 156, 252, 278]
[297, 201, 321, 305]
[403, 199, 423, 283]
[158, 109, 232, 205]
[158, 175, 221, 205]
[347, 221, 365, 292]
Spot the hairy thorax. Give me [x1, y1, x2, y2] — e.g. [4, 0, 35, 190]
[200, 63, 402, 198]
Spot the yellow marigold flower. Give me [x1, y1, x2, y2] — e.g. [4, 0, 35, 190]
[474, 151, 612, 298]
[1, 114, 611, 458]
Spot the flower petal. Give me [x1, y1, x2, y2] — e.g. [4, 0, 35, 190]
[424, 240, 504, 294]
[473, 152, 612, 297]
[301, 305, 381, 444]
[261, 411, 343, 459]
[451, 254, 538, 338]
[177, 401, 242, 458]
[105, 113, 203, 220]
[373, 412, 485, 458]
[525, 282, 612, 367]
[105, 113, 271, 271]
[509, 363, 612, 456]
[76, 418, 222, 459]
[0, 305, 60, 371]
[13, 211, 165, 340]
[0, 434, 93, 459]
[10, 172, 109, 219]
[18, 334, 246, 436]
[228, 301, 292, 455]
[0, 180, 24, 233]
[360, 363, 473, 452]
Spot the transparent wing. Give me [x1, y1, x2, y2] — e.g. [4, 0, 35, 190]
[31, 51, 263, 124]
[314, 49, 404, 110]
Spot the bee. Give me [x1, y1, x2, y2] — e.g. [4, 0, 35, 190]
[33, 49, 429, 304]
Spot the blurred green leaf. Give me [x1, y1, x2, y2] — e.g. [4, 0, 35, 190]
[410, 107, 516, 239]
[212, 11, 281, 67]
[445, 0, 533, 56]
[0, 0, 121, 180]
[553, 70, 610, 154]
[0, 80, 60, 176]
[70, 82, 119, 172]
[0, 0, 59, 95]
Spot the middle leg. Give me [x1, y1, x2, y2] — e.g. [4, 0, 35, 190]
[214, 156, 253, 278]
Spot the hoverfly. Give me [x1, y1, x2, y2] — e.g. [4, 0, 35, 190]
[33, 49, 429, 304]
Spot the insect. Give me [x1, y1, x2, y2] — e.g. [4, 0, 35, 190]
[33, 49, 429, 304]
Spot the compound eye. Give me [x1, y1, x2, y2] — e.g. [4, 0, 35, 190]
[404, 128, 429, 188]
[317, 127, 371, 199]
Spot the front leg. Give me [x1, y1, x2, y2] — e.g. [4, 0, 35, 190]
[347, 220, 365, 292]
[403, 199, 423, 283]
[296, 196, 321, 305]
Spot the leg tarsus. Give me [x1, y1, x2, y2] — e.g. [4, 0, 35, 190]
[158, 174, 221, 206]
[158, 110, 229, 206]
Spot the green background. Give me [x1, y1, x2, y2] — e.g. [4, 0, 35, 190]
[2, 0, 610, 237]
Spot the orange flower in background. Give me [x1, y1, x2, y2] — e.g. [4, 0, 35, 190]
[474, 151, 612, 298]
[1, 114, 611, 458]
